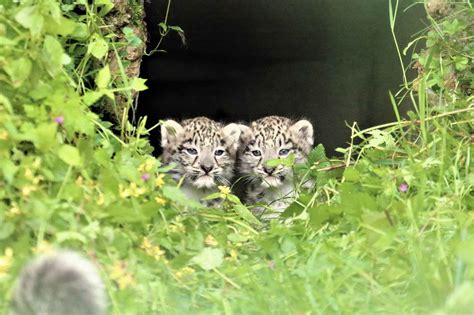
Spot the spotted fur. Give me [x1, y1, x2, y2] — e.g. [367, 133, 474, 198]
[237, 116, 314, 219]
[161, 117, 241, 204]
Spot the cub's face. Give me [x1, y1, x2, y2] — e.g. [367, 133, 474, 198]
[161, 117, 241, 189]
[238, 116, 314, 188]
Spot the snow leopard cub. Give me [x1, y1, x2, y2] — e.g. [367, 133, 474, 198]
[10, 251, 106, 315]
[237, 116, 314, 219]
[161, 117, 241, 204]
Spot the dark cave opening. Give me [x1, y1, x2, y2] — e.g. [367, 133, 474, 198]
[137, 0, 425, 156]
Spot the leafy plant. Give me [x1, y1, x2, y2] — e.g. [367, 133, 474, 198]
[0, 0, 473, 314]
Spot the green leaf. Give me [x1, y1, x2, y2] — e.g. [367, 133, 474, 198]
[266, 154, 295, 167]
[44, 16, 77, 36]
[0, 93, 13, 113]
[162, 186, 202, 208]
[281, 193, 312, 218]
[233, 204, 262, 225]
[83, 91, 104, 106]
[226, 194, 241, 204]
[4, 57, 32, 87]
[15, 6, 44, 37]
[95, 0, 115, 15]
[43, 36, 67, 76]
[88, 34, 109, 59]
[56, 231, 87, 244]
[0, 222, 14, 240]
[191, 247, 224, 271]
[0, 159, 18, 184]
[57, 145, 82, 166]
[308, 204, 342, 227]
[201, 192, 222, 201]
[457, 239, 474, 265]
[130, 77, 148, 92]
[343, 167, 360, 182]
[168, 25, 184, 33]
[308, 144, 327, 164]
[34, 123, 58, 152]
[96, 65, 111, 89]
[123, 27, 143, 47]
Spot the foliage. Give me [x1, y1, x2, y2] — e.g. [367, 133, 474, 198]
[0, 0, 473, 314]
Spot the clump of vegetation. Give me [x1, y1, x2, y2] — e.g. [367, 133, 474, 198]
[0, 0, 472, 314]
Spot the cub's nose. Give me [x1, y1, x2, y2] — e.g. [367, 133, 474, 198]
[263, 166, 275, 175]
[201, 165, 214, 174]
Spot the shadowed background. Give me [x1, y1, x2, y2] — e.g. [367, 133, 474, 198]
[138, 0, 425, 155]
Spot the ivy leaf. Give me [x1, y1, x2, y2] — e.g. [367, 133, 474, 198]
[57, 144, 82, 166]
[191, 248, 224, 271]
[96, 65, 111, 89]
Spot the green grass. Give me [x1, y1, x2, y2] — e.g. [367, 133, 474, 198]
[0, 0, 473, 314]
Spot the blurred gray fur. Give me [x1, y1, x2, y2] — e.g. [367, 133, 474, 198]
[10, 251, 106, 315]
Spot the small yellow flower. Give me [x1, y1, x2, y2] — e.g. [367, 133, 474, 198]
[6, 203, 21, 217]
[129, 182, 146, 197]
[32, 157, 42, 169]
[96, 192, 105, 206]
[0, 247, 13, 276]
[175, 266, 195, 279]
[205, 235, 218, 247]
[119, 182, 146, 198]
[168, 223, 185, 233]
[0, 130, 8, 140]
[141, 237, 165, 261]
[141, 237, 153, 250]
[110, 261, 135, 290]
[32, 176, 43, 185]
[24, 168, 34, 180]
[21, 185, 37, 197]
[119, 184, 130, 199]
[218, 185, 231, 195]
[33, 240, 53, 255]
[218, 185, 231, 198]
[75, 176, 84, 185]
[154, 196, 167, 206]
[155, 174, 165, 188]
[138, 158, 156, 172]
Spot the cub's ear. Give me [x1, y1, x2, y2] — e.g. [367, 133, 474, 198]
[289, 119, 314, 148]
[237, 124, 252, 144]
[160, 120, 184, 147]
[222, 123, 242, 151]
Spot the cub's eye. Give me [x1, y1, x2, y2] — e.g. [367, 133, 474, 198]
[185, 148, 198, 155]
[214, 149, 225, 156]
[279, 149, 290, 156]
[251, 150, 262, 157]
